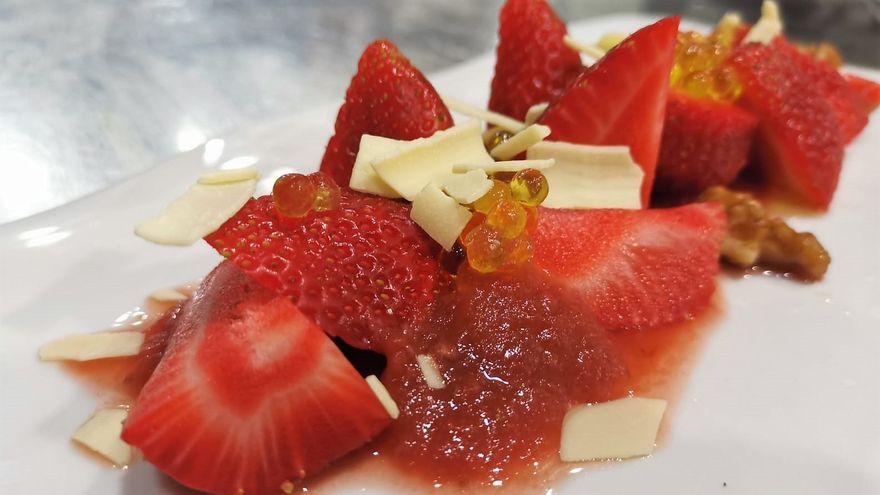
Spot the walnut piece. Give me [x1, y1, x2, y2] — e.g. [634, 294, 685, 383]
[700, 186, 830, 280]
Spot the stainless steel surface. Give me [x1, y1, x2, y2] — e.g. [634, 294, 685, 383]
[1, 0, 877, 224]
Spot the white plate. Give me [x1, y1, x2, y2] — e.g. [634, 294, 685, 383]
[1, 13, 878, 495]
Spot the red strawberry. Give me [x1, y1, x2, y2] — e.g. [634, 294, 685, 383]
[487, 0, 584, 120]
[729, 39, 844, 209]
[532, 203, 726, 332]
[538, 17, 680, 206]
[205, 189, 446, 353]
[122, 304, 182, 393]
[845, 73, 880, 113]
[319, 39, 452, 186]
[654, 91, 758, 197]
[787, 41, 868, 143]
[122, 262, 391, 495]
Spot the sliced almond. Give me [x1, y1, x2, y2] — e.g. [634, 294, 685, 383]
[490, 124, 552, 161]
[560, 397, 667, 462]
[39, 331, 144, 361]
[72, 408, 134, 466]
[365, 375, 399, 419]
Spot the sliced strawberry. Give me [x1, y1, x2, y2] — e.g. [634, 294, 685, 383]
[122, 262, 391, 495]
[538, 17, 680, 206]
[532, 203, 726, 332]
[122, 304, 182, 392]
[205, 189, 446, 353]
[845, 73, 880, 113]
[655, 91, 758, 198]
[729, 39, 844, 209]
[319, 39, 453, 186]
[786, 41, 868, 143]
[487, 0, 584, 120]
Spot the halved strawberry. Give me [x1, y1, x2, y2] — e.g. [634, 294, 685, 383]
[122, 262, 391, 495]
[532, 203, 726, 332]
[319, 39, 453, 186]
[205, 189, 446, 353]
[787, 41, 868, 143]
[122, 304, 182, 392]
[655, 91, 758, 198]
[729, 39, 844, 209]
[487, 0, 584, 120]
[845, 73, 880, 114]
[538, 17, 680, 206]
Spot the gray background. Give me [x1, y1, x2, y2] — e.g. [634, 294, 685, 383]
[1, 0, 878, 223]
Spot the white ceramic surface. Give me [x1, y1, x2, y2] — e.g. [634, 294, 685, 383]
[1, 14, 878, 495]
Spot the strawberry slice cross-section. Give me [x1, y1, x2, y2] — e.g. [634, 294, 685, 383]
[538, 16, 680, 206]
[533, 202, 726, 332]
[205, 189, 446, 353]
[319, 39, 453, 186]
[122, 261, 392, 495]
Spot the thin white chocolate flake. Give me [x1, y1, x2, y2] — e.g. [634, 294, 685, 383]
[365, 375, 399, 419]
[416, 354, 446, 389]
[441, 95, 525, 132]
[39, 331, 144, 361]
[72, 408, 135, 466]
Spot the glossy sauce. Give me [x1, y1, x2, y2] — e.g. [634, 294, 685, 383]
[62, 278, 720, 493]
[61, 292, 189, 407]
[303, 275, 722, 494]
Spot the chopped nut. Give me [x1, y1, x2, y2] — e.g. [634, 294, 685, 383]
[700, 186, 830, 280]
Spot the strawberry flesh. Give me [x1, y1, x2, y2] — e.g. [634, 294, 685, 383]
[533, 203, 726, 332]
[729, 39, 844, 209]
[122, 262, 391, 495]
[538, 17, 680, 205]
[655, 91, 758, 198]
[845, 73, 880, 114]
[787, 42, 868, 143]
[488, 0, 584, 120]
[381, 266, 624, 484]
[319, 39, 453, 186]
[205, 189, 447, 353]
